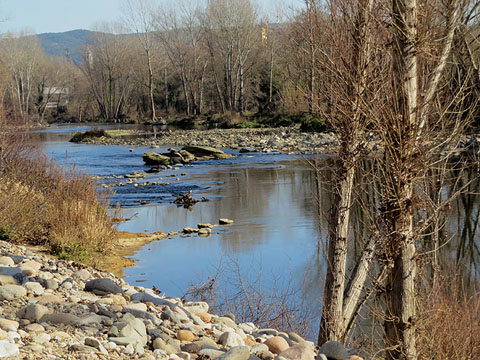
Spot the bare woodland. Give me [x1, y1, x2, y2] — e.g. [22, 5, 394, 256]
[1, 0, 480, 359]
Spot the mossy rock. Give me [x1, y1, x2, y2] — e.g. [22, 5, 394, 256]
[69, 129, 110, 143]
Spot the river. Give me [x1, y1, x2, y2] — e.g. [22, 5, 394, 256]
[35, 124, 480, 340]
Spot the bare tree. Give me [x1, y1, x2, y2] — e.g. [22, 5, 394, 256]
[153, 0, 208, 116]
[203, 0, 258, 114]
[315, 0, 380, 344]
[122, 0, 157, 122]
[1, 31, 45, 123]
[77, 23, 134, 121]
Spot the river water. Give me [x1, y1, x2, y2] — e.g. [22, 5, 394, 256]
[36, 124, 327, 323]
[35, 124, 480, 340]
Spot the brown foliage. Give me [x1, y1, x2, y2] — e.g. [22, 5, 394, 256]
[416, 274, 480, 359]
[0, 117, 117, 264]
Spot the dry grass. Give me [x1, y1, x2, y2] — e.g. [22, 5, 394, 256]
[0, 118, 117, 264]
[416, 273, 480, 359]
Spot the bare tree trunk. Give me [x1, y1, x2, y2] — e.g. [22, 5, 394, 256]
[384, 0, 418, 358]
[164, 66, 169, 117]
[180, 63, 190, 116]
[147, 49, 156, 122]
[318, 0, 374, 345]
[319, 160, 356, 343]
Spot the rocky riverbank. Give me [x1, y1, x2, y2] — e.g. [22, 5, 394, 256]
[79, 128, 339, 154]
[0, 240, 362, 360]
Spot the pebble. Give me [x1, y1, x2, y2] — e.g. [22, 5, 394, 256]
[0, 284, 26, 300]
[177, 329, 195, 342]
[0, 256, 14, 266]
[0, 339, 19, 357]
[264, 336, 290, 354]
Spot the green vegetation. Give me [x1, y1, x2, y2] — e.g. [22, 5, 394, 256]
[70, 128, 111, 143]
[0, 121, 117, 264]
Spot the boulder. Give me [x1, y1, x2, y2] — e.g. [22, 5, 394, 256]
[216, 346, 250, 360]
[85, 278, 123, 295]
[17, 304, 49, 322]
[177, 329, 195, 342]
[218, 331, 245, 348]
[0, 319, 18, 332]
[317, 341, 349, 360]
[264, 336, 289, 354]
[40, 313, 80, 325]
[143, 152, 172, 166]
[0, 340, 19, 358]
[279, 343, 315, 360]
[0, 284, 26, 300]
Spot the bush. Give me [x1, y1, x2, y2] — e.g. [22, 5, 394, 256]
[69, 128, 110, 143]
[232, 121, 263, 129]
[0, 120, 117, 264]
[299, 114, 328, 132]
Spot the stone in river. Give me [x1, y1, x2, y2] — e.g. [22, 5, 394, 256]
[219, 218, 234, 225]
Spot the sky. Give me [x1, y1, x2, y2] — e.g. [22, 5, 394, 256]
[0, 0, 302, 35]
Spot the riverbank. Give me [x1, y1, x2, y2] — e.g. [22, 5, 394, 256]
[78, 128, 339, 154]
[0, 239, 362, 360]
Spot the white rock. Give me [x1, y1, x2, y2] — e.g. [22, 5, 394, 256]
[0, 339, 19, 357]
[0, 257, 14, 267]
[24, 282, 44, 296]
[218, 331, 245, 348]
[7, 332, 20, 343]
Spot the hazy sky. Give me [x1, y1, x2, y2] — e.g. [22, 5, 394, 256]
[1, 0, 302, 34]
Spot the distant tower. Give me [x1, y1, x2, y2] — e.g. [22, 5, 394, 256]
[262, 23, 269, 45]
[88, 49, 93, 67]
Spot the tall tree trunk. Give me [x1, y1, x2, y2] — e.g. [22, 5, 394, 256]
[318, 0, 374, 345]
[147, 49, 156, 122]
[164, 66, 169, 117]
[384, 0, 418, 358]
[319, 158, 356, 344]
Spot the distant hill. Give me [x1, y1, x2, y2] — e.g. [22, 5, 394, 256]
[37, 29, 97, 62]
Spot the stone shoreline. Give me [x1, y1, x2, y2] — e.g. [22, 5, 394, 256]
[80, 128, 339, 154]
[0, 240, 362, 360]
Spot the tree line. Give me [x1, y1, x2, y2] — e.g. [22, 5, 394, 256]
[0, 0, 324, 125]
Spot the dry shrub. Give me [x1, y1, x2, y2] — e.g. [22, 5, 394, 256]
[184, 257, 319, 340]
[0, 118, 117, 263]
[416, 273, 480, 359]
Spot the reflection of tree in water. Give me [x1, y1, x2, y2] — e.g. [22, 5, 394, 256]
[447, 161, 480, 285]
[201, 161, 321, 253]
